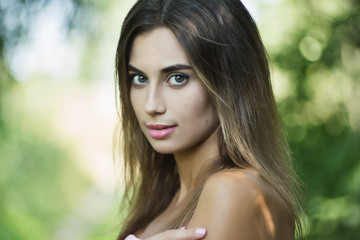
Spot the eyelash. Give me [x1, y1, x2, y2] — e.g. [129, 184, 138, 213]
[168, 73, 189, 85]
[129, 73, 190, 86]
[130, 74, 148, 85]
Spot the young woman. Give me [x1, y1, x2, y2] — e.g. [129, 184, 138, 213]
[114, 0, 305, 239]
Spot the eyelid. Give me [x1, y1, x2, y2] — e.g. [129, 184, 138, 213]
[167, 73, 190, 86]
[129, 73, 148, 85]
[128, 72, 190, 86]
[128, 72, 143, 78]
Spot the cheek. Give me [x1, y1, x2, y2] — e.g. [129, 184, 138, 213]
[175, 86, 217, 124]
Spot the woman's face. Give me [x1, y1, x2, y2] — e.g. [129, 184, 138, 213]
[129, 27, 219, 154]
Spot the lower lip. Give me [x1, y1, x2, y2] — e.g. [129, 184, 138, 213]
[148, 126, 177, 139]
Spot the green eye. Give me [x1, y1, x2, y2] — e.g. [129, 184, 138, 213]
[168, 74, 189, 85]
[131, 74, 148, 85]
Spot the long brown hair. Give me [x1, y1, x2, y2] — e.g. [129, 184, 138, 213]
[114, 0, 305, 239]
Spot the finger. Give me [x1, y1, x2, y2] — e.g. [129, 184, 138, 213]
[146, 228, 207, 240]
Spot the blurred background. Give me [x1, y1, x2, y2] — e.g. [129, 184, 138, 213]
[0, 0, 359, 239]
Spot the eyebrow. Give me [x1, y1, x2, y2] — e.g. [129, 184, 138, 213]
[128, 64, 192, 75]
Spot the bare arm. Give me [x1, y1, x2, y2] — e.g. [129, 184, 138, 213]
[187, 170, 294, 240]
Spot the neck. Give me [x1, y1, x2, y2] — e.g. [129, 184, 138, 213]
[173, 126, 221, 204]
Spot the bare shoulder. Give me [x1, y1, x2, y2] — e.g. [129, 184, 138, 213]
[203, 169, 285, 206]
[204, 168, 265, 198]
[188, 169, 294, 240]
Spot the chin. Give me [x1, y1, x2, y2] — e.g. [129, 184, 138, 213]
[148, 141, 180, 155]
[151, 145, 176, 154]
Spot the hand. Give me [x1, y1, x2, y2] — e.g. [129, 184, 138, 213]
[125, 227, 207, 240]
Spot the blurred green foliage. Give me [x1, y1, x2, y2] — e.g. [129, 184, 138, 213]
[264, 0, 360, 239]
[0, 0, 359, 239]
[0, 1, 108, 239]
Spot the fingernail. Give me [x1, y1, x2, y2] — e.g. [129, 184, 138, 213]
[180, 226, 187, 229]
[124, 234, 140, 240]
[195, 228, 206, 237]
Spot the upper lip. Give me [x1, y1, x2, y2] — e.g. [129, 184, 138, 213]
[146, 123, 176, 130]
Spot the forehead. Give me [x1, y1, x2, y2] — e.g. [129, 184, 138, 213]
[129, 27, 190, 69]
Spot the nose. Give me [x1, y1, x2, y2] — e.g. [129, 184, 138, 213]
[144, 85, 166, 115]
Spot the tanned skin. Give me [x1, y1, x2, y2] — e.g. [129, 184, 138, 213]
[127, 27, 295, 240]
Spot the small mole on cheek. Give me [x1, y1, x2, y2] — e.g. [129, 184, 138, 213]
[205, 119, 208, 124]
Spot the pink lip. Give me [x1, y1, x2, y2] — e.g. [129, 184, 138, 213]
[147, 124, 177, 139]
